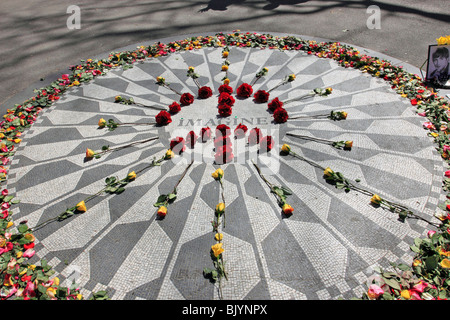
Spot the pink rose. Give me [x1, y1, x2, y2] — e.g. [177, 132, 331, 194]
[367, 284, 384, 299]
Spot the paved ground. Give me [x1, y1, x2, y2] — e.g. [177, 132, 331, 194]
[6, 42, 447, 299]
[1, 0, 450, 301]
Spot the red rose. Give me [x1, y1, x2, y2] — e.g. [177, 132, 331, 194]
[214, 136, 232, 148]
[273, 107, 289, 123]
[215, 145, 234, 164]
[248, 127, 262, 145]
[168, 101, 181, 114]
[155, 110, 172, 126]
[200, 127, 212, 142]
[218, 92, 235, 106]
[234, 123, 248, 139]
[215, 124, 231, 138]
[236, 83, 253, 98]
[198, 86, 213, 99]
[23, 242, 35, 250]
[218, 104, 232, 117]
[268, 97, 283, 112]
[253, 90, 270, 103]
[410, 98, 418, 106]
[260, 136, 274, 152]
[218, 84, 233, 95]
[180, 92, 194, 106]
[170, 137, 186, 154]
[186, 130, 198, 148]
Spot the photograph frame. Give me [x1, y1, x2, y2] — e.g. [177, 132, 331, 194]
[426, 44, 450, 88]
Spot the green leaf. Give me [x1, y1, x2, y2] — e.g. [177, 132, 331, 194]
[383, 277, 401, 290]
[18, 224, 28, 234]
[168, 193, 177, 200]
[424, 255, 439, 272]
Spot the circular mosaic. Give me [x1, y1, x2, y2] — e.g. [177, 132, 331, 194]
[5, 34, 445, 300]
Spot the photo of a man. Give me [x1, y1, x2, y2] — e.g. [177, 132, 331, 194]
[427, 45, 450, 86]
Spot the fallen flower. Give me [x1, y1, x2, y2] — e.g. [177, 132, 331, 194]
[282, 203, 294, 215]
[211, 242, 224, 257]
[157, 206, 167, 217]
[76, 201, 87, 212]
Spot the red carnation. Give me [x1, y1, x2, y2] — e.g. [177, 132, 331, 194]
[218, 84, 233, 95]
[170, 137, 186, 154]
[248, 127, 262, 145]
[236, 83, 253, 98]
[198, 86, 213, 99]
[260, 135, 274, 152]
[273, 107, 289, 123]
[218, 92, 235, 107]
[180, 92, 194, 106]
[200, 127, 212, 142]
[186, 130, 198, 148]
[168, 101, 181, 114]
[253, 90, 270, 103]
[234, 123, 248, 139]
[216, 124, 231, 138]
[267, 97, 283, 112]
[155, 110, 172, 126]
[215, 145, 234, 164]
[218, 104, 232, 117]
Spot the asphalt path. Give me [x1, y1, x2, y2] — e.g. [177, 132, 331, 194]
[1, 0, 449, 114]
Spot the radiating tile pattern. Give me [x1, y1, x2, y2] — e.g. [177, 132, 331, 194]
[6, 46, 445, 300]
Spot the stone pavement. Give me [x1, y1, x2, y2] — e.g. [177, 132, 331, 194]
[4, 38, 447, 300]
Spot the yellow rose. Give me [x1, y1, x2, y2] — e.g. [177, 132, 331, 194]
[188, 66, 195, 72]
[221, 65, 229, 71]
[323, 167, 334, 177]
[6, 221, 13, 229]
[165, 149, 175, 160]
[212, 168, 224, 180]
[341, 111, 348, 119]
[370, 194, 382, 205]
[85, 148, 96, 158]
[282, 204, 294, 215]
[215, 233, 223, 241]
[211, 243, 224, 257]
[16, 251, 23, 258]
[53, 277, 60, 286]
[222, 51, 229, 58]
[288, 74, 296, 81]
[401, 289, 411, 300]
[76, 200, 87, 212]
[157, 206, 167, 217]
[47, 287, 57, 298]
[24, 233, 35, 242]
[281, 144, 291, 154]
[223, 78, 230, 85]
[437, 36, 448, 45]
[114, 95, 122, 102]
[98, 118, 106, 128]
[127, 171, 136, 180]
[440, 258, 450, 268]
[412, 259, 421, 267]
[77, 294, 83, 300]
[345, 141, 353, 148]
[325, 87, 333, 94]
[215, 203, 225, 215]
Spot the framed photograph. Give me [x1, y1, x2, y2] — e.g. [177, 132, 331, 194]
[426, 44, 450, 87]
